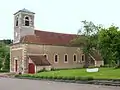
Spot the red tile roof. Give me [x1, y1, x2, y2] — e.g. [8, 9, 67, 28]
[29, 55, 51, 66]
[20, 30, 77, 45]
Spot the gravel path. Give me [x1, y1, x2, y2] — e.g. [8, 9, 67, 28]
[0, 78, 120, 90]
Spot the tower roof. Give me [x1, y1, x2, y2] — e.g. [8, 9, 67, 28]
[14, 8, 35, 15]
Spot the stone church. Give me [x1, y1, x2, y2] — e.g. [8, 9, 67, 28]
[10, 9, 103, 74]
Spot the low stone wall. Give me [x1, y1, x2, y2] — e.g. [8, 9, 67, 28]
[36, 66, 51, 71]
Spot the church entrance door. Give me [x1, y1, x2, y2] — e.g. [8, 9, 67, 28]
[28, 63, 35, 74]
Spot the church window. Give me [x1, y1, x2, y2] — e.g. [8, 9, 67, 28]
[64, 54, 68, 63]
[73, 54, 77, 62]
[54, 54, 59, 63]
[81, 54, 85, 61]
[16, 16, 18, 26]
[24, 16, 30, 26]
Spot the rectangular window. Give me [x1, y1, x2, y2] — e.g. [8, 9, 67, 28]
[54, 54, 58, 63]
[64, 54, 68, 63]
[73, 54, 77, 61]
[81, 54, 85, 61]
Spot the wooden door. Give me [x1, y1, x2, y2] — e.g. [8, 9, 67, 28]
[28, 63, 35, 74]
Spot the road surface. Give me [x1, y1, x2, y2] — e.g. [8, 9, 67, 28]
[0, 78, 120, 90]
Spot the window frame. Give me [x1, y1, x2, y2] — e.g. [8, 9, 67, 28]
[24, 16, 31, 26]
[16, 16, 18, 26]
[54, 54, 59, 63]
[64, 54, 68, 63]
[81, 54, 85, 62]
[73, 54, 77, 62]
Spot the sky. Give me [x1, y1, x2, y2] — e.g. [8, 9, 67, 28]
[0, 0, 120, 40]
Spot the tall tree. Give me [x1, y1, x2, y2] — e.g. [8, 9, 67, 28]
[98, 25, 120, 66]
[71, 20, 101, 67]
[0, 42, 10, 70]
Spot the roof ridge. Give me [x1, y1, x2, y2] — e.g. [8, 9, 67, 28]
[35, 30, 77, 36]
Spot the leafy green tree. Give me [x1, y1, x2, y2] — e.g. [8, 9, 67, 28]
[3, 53, 10, 71]
[0, 42, 10, 70]
[98, 25, 120, 67]
[71, 20, 101, 67]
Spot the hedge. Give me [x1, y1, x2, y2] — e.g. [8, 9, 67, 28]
[0, 69, 9, 73]
[15, 74, 94, 81]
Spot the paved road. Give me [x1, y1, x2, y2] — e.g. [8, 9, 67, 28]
[0, 78, 120, 90]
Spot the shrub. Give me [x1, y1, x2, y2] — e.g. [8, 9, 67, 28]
[75, 76, 81, 80]
[51, 67, 55, 71]
[61, 76, 66, 80]
[87, 77, 93, 80]
[53, 76, 58, 79]
[79, 77, 93, 81]
[47, 76, 53, 79]
[34, 75, 40, 78]
[42, 75, 48, 79]
[67, 76, 75, 80]
[0, 69, 9, 72]
[39, 75, 44, 79]
[56, 76, 62, 79]
[15, 74, 21, 77]
[37, 67, 47, 73]
[114, 65, 120, 69]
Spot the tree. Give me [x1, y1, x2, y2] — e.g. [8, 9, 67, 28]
[0, 42, 10, 70]
[71, 20, 101, 67]
[98, 25, 120, 67]
[3, 53, 10, 70]
[0, 39, 13, 45]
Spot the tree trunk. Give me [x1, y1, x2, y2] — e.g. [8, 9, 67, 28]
[84, 54, 89, 68]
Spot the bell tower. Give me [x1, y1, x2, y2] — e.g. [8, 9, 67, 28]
[13, 8, 35, 43]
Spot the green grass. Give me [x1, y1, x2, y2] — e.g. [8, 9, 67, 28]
[33, 68, 120, 79]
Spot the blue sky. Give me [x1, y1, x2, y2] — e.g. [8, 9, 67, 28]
[0, 0, 120, 40]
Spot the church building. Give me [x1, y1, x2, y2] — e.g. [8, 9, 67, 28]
[10, 9, 103, 74]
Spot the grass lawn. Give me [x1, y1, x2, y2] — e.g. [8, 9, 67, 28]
[33, 68, 120, 79]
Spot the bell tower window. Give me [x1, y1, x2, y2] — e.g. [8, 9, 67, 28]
[24, 16, 30, 26]
[16, 17, 18, 26]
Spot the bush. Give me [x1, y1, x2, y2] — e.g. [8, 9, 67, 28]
[34, 75, 40, 78]
[0, 69, 9, 72]
[51, 67, 55, 71]
[56, 76, 63, 79]
[67, 76, 75, 80]
[75, 76, 81, 80]
[37, 67, 47, 73]
[39, 75, 44, 79]
[42, 75, 48, 79]
[79, 77, 93, 81]
[114, 65, 120, 69]
[15, 74, 21, 77]
[47, 76, 53, 79]
[62, 76, 67, 80]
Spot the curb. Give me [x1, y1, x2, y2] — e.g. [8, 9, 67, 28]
[15, 77, 120, 87]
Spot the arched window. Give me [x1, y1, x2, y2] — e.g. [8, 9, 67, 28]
[64, 54, 68, 63]
[24, 16, 30, 26]
[16, 16, 18, 26]
[54, 54, 59, 63]
[73, 54, 77, 62]
[81, 54, 85, 61]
